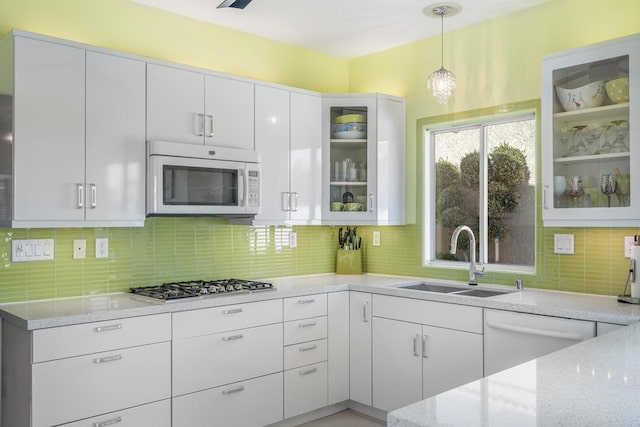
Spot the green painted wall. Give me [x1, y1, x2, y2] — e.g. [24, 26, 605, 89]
[350, 0, 640, 295]
[0, 0, 639, 302]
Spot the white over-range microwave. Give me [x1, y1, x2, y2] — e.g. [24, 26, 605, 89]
[147, 140, 260, 217]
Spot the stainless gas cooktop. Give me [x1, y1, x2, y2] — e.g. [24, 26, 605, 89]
[129, 278, 275, 301]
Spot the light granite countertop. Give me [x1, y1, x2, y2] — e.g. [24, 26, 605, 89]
[388, 321, 640, 426]
[1, 273, 640, 329]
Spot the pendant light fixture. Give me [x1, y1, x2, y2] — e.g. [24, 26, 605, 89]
[425, 3, 460, 105]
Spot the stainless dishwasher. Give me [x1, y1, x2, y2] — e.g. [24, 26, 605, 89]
[484, 309, 596, 376]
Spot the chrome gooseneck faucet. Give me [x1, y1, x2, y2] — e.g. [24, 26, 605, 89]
[449, 225, 484, 285]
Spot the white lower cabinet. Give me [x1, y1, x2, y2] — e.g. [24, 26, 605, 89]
[371, 295, 483, 412]
[327, 291, 349, 404]
[172, 373, 283, 427]
[60, 399, 171, 427]
[172, 322, 283, 396]
[284, 362, 329, 419]
[349, 291, 372, 406]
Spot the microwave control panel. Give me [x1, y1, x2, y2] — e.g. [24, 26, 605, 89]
[247, 170, 260, 208]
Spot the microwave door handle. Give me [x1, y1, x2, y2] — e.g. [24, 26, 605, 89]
[238, 171, 245, 206]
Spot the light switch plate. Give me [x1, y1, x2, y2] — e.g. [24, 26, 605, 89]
[12, 239, 54, 262]
[373, 231, 381, 247]
[289, 232, 297, 249]
[554, 234, 574, 254]
[73, 239, 86, 259]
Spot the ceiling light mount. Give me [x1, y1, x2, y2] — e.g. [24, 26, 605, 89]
[217, 0, 253, 9]
[425, 2, 461, 105]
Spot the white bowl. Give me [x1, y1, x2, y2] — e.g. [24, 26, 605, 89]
[555, 80, 606, 111]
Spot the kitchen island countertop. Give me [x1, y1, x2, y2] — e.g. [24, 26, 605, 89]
[388, 320, 640, 426]
[1, 273, 640, 329]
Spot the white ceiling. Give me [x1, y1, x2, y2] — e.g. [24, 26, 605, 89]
[130, 0, 550, 58]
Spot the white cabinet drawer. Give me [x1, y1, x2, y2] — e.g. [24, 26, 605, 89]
[173, 323, 283, 396]
[32, 341, 171, 427]
[284, 338, 327, 370]
[32, 313, 171, 362]
[284, 361, 328, 419]
[60, 399, 171, 427]
[284, 293, 327, 321]
[173, 372, 283, 427]
[372, 294, 482, 333]
[173, 299, 282, 339]
[283, 316, 327, 345]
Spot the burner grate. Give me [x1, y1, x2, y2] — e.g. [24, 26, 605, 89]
[129, 279, 274, 301]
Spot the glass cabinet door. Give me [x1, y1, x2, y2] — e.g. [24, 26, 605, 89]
[542, 34, 640, 226]
[328, 105, 372, 216]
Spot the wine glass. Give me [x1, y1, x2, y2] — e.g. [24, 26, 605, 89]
[583, 176, 601, 207]
[609, 120, 629, 153]
[571, 125, 590, 156]
[600, 174, 617, 208]
[567, 176, 584, 208]
[583, 123, 603, 154]
[553, 176, 567, 207]
[557, 123, 575, 157]
[615, 172, 630, 207]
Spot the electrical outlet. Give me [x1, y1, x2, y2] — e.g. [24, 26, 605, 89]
[373, 231, 381, 247]
[624, 236, 635, 258]
[289, 232, 297, 248]
[96, 238, 109, 259]
[73, 239, 86, 259]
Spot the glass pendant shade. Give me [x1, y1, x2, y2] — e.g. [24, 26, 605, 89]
[428, 66, 456, 105]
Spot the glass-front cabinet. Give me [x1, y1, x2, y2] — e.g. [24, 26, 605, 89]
[322, 94, 406, 225]
[542, 33, 640, 226]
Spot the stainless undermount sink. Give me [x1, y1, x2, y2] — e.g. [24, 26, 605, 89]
[398, 283, 512, 298]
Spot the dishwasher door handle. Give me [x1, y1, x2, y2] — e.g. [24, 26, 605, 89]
[486, 321, 585, 341]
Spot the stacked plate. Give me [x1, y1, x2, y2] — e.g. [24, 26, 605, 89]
[333, 113, 366, 139]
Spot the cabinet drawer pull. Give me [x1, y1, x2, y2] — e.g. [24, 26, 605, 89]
[93, 323, 123, 333]
[93, 354, 122, 364]
[222, 385, 245, 395]
[299, 344, 317, 352]
[93, 416, 122, 427]
[297, 298, 315, 304]
[299, 367, 318, 376]
[412, 334, 419, 357]
[222, 333, 244, 341]
[422, 335, 428, 359]
[298, 321, 317, 328]
[222, 308, 243, 315]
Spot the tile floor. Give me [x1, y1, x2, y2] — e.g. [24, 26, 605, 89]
[298, 409, 386, 427]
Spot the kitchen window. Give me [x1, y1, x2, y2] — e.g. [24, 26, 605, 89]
[423, 111, 536, 271]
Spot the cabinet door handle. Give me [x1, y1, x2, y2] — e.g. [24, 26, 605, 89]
[93, 416, 122, 427]
[222, 308, 243, 315]
[422, 335, 428, 359]
[299, 344, 317, 352]
[298, 321, 317, 328]
[89, 183, 97, 209]
[194, 113, 204, 136]
[290, 192, 298, 212]
[412, 334, 419, 357]
[222, 333, 244, 341]
[93, 354, 122, 364]
[363, 301, 369, 323]
[297, 298, 315, 304]
[93, 323, 122, 333]
[300, 367, 318, 376]
[282, 192, 290, 211]
[369, 193, 375, 212]
[206, 114, 214, 138]
[222, 385, 245, 395]
[77, 184, 84, 209]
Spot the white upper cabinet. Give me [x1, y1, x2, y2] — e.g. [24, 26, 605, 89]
[147, 63, 254, 150]
[254, 86, 322, 225]
[6, 33, 146, 227]
[322, 93, 406, 225]
[542, 33, 640, 226]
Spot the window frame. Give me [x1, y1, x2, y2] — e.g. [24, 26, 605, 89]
[422, 109, 537, 274]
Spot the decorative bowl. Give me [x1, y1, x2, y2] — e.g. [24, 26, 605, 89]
[605, 77, 629, 104]
[331, 202, 344, 211]
[344, 202, 363, 212]
[332, 122, 366, 139]
[555, 80, 606, 111]
[335, 113, 365, 124]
